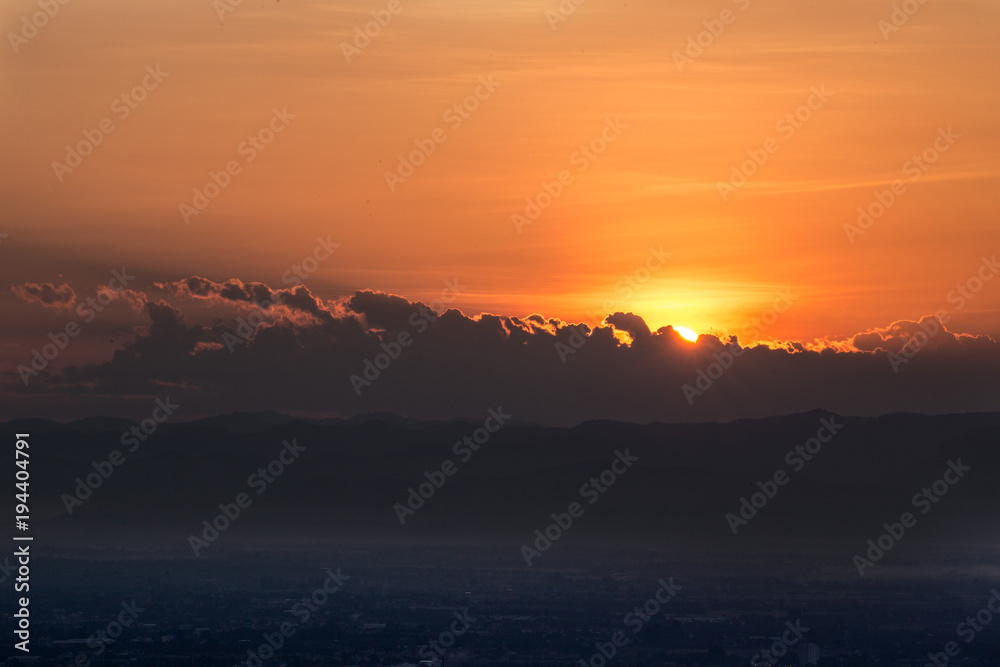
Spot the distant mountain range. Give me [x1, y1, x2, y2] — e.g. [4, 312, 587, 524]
[6, 409, 998, 561]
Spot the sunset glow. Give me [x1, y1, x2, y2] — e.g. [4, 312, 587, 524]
[1, 0, 999, 422]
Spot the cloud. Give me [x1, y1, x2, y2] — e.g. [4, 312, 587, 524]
[11, 281, 76, 310]
[606, 311, 652, 341]
[846, 315, 996, 355]
[3, 280, 999, 424]
[100, 287, 149, 313]
[156, 277, 342, 323]
[347, 290, 426, 332]
[156, 277, 278, 306]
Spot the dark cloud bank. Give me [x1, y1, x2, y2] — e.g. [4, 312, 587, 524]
[4, 277, 999, 424]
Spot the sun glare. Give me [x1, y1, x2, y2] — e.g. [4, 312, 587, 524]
[675, 327, 699, 342]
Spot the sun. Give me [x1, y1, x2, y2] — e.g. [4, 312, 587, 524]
[674, 326, 699, 342]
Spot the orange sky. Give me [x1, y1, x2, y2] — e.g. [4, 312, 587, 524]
[2, 0, 999, 361]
